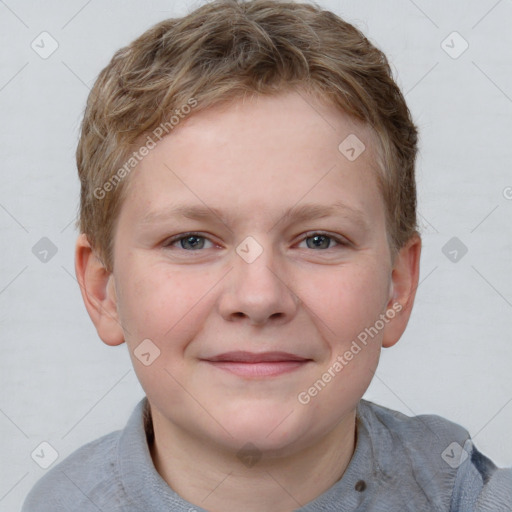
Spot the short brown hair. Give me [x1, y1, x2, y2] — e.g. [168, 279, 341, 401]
[76, 0, 418, 271]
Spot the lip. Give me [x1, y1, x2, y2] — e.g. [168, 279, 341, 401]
[204, 351, 310, 363]
[201, 351, 312, 378]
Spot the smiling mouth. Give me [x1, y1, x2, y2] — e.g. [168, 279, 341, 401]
[201, 351, 312, 378]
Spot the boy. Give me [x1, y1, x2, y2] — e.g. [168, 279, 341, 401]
[22, 0, 511, 510]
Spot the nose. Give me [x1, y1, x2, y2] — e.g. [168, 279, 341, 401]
[217, 244, 300, 326]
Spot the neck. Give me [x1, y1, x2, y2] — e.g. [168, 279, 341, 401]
[148, 407, 357, 512]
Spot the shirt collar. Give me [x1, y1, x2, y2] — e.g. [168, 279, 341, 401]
[117, 397, 379, 511]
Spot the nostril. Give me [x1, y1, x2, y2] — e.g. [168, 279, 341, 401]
[232, 312, 246, 319]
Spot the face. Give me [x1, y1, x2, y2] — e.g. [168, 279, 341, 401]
[106, 91, 403, 455]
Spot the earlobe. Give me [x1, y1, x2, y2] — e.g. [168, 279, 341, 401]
[382, 233, 422, 348]
[74, 234, 125, 346]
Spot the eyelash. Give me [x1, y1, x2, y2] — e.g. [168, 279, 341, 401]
[163, 231, 349, 251]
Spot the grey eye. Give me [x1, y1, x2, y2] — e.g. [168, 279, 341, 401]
[180, 235, 206, 250]
[305, 234, 334, 249]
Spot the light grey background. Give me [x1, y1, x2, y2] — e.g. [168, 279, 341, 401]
[1, 0, 511, 510]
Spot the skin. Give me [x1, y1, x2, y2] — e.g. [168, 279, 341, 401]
[76, 90, 421, 512]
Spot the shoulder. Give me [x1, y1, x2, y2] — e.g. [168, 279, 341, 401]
[359, 399, 471, 443]
[358, 399, 471, 482]
[21, 429, 125, 512]
[454, 445, 512, 511]
[358, 400, 512, 511]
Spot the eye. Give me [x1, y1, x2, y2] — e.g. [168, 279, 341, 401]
[297, 232, 348, 250]
[164, 232, 214, 250]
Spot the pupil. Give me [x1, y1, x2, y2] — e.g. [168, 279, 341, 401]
[308, 235, 330, 249]
[183, 236, 203, 249]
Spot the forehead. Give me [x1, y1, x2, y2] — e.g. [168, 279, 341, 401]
[120, 90, 384, 228]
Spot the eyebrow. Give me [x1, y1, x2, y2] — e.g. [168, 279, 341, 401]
[139, 201, 370, 232]
[269, 201, 370, 232]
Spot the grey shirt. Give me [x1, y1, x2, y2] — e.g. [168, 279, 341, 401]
[22, 398, 512, 511]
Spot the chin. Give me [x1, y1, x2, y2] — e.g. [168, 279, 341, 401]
[216, 411, 310, 452]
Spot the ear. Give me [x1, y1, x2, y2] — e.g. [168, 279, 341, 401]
[74, 234, 125, 346]
[382, 233, 421, 348]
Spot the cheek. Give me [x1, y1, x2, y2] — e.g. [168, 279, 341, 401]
[116, 265, 213, 405]
[303, 347, 379, 426]
[117, 263, 216, 345]
[296, 261, 389, 343]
